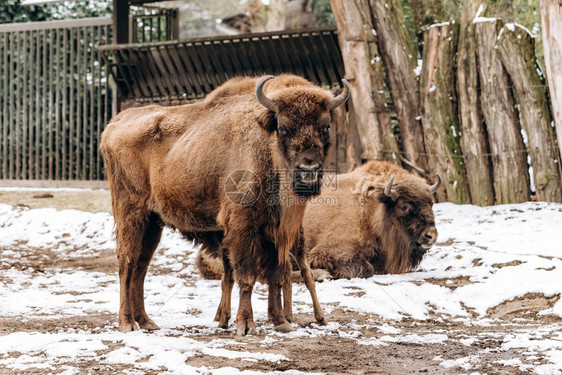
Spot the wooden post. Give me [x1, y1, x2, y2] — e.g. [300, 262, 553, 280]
[497, 23, 562, 202]
[369, 0, 428, 170]
[113, 0, 129, 44]
[540, 0, 562, 166]
[475, 19, 530, 204]
[457, 1, 494, 206]
[420, 23, 469, 203]
[330, 0, 400, 162]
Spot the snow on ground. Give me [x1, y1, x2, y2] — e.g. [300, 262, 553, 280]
[0, 200, 561, 374]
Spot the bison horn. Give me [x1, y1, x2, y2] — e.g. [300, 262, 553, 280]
[429, 173, 442, 194]
[328, 79, 351, 110]
[384, 173, 396, 200]
[399, 155, 426, 175]
[255, 75, 279, 113]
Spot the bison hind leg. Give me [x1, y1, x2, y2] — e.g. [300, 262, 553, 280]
[117, 211, 163, 332]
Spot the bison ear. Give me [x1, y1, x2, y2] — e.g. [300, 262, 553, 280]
[256, 108, 277, 133]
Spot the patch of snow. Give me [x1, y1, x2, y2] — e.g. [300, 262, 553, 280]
[1, 200, 562, 372]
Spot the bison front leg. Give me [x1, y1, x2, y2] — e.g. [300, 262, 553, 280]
[116, 212, 162, 332]
[226, 234, 258, 336]
[296, 248, 327, 326]
[267, 260, 293, 333]
[214, 250, 233, 329]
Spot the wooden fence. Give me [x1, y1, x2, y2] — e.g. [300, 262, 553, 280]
[0, 17, 113, 181]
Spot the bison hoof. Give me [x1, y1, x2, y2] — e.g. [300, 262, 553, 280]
[139, 320, 160, 331]
[236, 320, 257, 336]
[118, 321, 139, 332]
[285, 314, 294, 323]
[312, 269, 333, 282]
[274, 322, 294, 333]
[316, 317, 328, 326]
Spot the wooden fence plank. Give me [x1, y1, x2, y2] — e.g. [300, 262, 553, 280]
[497, 23, 562, 202]
[420, 23, 469, 203]
[475, 20, 530, 204]
[457, 2, 494, 206]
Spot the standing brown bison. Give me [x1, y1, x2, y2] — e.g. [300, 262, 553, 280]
[100, 74, 349, 335]
[197, 160, 440, 283]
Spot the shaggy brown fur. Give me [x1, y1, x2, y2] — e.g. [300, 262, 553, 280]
[100, 74, 348, 335]
[197, 160, 438, 281]
[304, 161, 438, 278]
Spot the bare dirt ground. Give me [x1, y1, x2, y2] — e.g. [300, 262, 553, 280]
[1, 189, 561, 374]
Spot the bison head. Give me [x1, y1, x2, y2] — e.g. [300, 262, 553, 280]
[359, 172, 440, 273]
[255, 75, 350, 198]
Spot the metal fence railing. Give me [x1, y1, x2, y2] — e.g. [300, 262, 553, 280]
[132, 8, 179, 43]
[0, 17, 113, 181]
[100, 27, 344, 103]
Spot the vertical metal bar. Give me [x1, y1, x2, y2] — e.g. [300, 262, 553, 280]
[156, 14, 160, 42]
[89, 26, 95, 180]
[15, 31, 21, 179]
[82, 26, 88, 179]
[96, 26, 103, 179]
[48, 29, 54, 180]
[8, 32, 13, 179]
[62, 28, 68, 180]
[27, 31, 34, 179]
[0, 33, 5, 179]
[69, 27, 75, 179]
[54, 28, 61, 180]
[18, 31, 28, 180]
[0, 32, 5, 179]
[41, 30, 47, 179]
[76, 27, 82, 179]
[34, 30, 41, 179]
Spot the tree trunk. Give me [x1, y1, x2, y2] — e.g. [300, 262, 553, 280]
[330, 0, 400, 162]
[457, 1, 494, 206]
[369, 0, 428, 171]
[475, 20, 530, 204]
[266, 0, 288, 31]
[420, 23, 469, 203]
[540, 0, 562, 166]
[247, 0, 268, 33]
[497, 23, 562, 202]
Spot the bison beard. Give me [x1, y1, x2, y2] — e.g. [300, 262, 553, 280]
[100, 74, 349, 335]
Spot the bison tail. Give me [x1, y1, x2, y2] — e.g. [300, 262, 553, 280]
[195, 248, 224, 280]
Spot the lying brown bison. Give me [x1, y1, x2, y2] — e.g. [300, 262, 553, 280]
[197, 160, 440, 284]
[100, 74, 349, 335]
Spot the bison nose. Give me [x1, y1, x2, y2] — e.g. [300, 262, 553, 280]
[298, 163, 320, 172]
[423, 227, 437, 244]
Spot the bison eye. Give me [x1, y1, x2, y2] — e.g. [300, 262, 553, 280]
[322, 126, 330, 134]
[397, 202, 412, 215]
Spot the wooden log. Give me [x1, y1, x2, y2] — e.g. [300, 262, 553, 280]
[456, 1, 494, 206]
[497, 23, 562, 202]
[475, 19, 530, 204]
[420, 23, 469, 203]
[369, 0, 428, 171]
[330, 0, 400, 162]
[540, 0, 562, 161]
